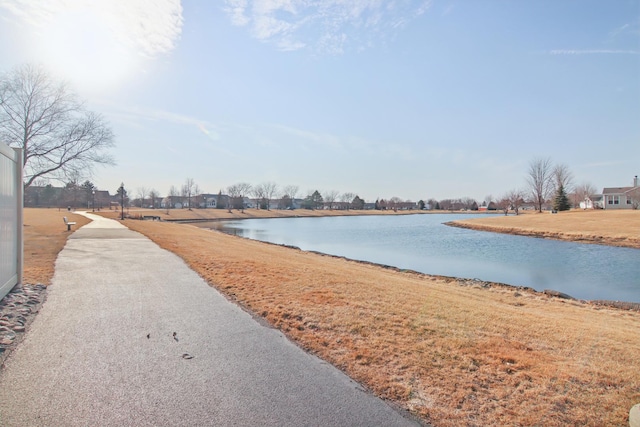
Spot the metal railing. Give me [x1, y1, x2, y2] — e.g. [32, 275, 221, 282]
[0, 143, 23, 300]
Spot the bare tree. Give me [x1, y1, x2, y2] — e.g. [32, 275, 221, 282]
[388, 196, 403, 212]
[552, 163, 574, 194]
[340, 192, 355, 210]
[166, 185, 179, 214]
[182, 178, 196, 210]
[574, 181, 598, 208]
[227, 185, 239, 212]
[0, 64, 114, 187]
[439, 199, 452, 211]
[282, 185, 299, 200]
[237, 182, 252, 212]
[323, 190, 339, 210]
[461, 197, 477, 210]
[252, 183, 266, 209]
[498, 196, 510, 216]
[506, 189, 526, 215]
[281, 185, 299, 209]
[136, 187, 148, 208]
[262, 181, 278, 210]
[527, 157, 554, 212]
[148, 189, 160, 209]
[228, 182, 252, 212]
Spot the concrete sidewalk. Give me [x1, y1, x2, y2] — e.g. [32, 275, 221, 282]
[0, 213, 420, 426]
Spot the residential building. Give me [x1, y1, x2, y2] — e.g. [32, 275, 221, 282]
[602, 176, 639, 209]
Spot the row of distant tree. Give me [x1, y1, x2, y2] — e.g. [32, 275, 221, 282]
[3, 64, 609, 214]
[23, 166, 601, 215]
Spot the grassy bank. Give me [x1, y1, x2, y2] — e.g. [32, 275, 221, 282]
[449, 209, 640, 249]
[22, 208, 90, 284]
[96, 206, 431, 221]
[122, 218, 640, 426]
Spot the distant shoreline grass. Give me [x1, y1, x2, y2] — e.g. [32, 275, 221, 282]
[449, 209, 640, 249]
[96, 206, 491, 222]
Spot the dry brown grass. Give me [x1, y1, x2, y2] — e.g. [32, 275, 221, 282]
[122, 218, 640, 427]
[96, 207, 428, 221]
[451, 209, 640, 249]
[23, 208, 91, 284]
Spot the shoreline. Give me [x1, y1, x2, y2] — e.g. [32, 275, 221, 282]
[98, 207, 499, 223]
[446, 220, 640, 250]
[218, 231, 640, 310]
[114, 208, 640, 250]
[102, 209, 640, 304]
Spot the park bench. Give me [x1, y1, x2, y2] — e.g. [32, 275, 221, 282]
[63, 216, 76, 231]
[142, 215, 161, 221]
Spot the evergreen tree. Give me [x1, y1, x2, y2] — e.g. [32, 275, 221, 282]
[352, 195, 365, 210]
[310, 190, 323, 210]
[553, 184, 571, 211]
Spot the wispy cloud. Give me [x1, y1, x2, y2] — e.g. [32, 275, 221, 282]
[267, 122, 420, 161]
[223, 0, 432, 53]
[441, 4, 455, 17]
[0, 0, 183, 58]
[104, 103, 210, 127]
[608, 19, 640, 40]
[269, 123, 344, 150]
[100, 102, 224, 142]
[549, 49, 640, 55]
[581, 160, 628, 168]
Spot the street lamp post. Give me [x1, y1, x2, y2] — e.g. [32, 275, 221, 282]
[119, 183, 125, 220]
[92, 189, 95, 212]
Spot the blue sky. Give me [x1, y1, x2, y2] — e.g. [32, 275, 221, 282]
[1, 0, 638, 202]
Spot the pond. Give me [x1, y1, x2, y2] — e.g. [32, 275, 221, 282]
[204, 214, 640, 303]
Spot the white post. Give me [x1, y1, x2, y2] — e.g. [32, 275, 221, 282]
[15, 148, 24, 285]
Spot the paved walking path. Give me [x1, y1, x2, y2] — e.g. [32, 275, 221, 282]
[0, 213, 419, 426]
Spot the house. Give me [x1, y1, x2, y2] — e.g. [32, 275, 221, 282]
[198, 193, 230, 209]
[580, 194, 603, 209]
[243, 197, 255, 209]
[161, 195, 187, 209]
[602, 176, 639, 210]
[269, 197, 303, 210]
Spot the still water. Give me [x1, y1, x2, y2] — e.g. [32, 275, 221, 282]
[207, 214, 640, 302]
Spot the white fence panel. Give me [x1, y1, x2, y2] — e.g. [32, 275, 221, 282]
[0, 143, 23, 300]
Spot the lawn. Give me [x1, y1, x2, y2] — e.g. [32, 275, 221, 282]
[22, 208, 91, 284]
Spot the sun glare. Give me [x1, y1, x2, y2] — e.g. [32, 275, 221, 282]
[36, 6, 139, 93]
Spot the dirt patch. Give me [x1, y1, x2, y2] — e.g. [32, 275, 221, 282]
[124, 219, 640, 427]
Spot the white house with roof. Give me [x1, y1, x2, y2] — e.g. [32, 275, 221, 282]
[198, 194, 230, 209]
[602, 176, 639, 209]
